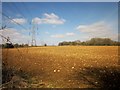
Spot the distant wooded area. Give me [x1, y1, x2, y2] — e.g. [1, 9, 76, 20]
[1, 38, 120, 48]
[58, 38, 120, 46]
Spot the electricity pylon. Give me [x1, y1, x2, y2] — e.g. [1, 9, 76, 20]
[31, 22, 36, 46]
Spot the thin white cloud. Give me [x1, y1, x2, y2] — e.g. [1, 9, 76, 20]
[50, 34, 65, 38]
[16, 14, 22, 17]
[45, 32, 49, 34]
[76, 21, 110, 33]
[11, 18, 27, 24]
[32, 13, 66, 25]
[32, 17, 42, 24]
[66, 32, 75, 36]
[50, 32, 75, 38]
[76, 21, 118, 41]
[0, 28, 30, 44]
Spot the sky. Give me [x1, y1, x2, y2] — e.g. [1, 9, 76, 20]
[1, 2, 119, 45]
[2, 0, 120, 2]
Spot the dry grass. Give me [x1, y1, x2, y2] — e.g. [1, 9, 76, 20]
[2, 46, 120, 88]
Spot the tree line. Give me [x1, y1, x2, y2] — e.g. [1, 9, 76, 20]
[1, 38, 120, 48]
[58, 38, 120, 46]
[1, 43, 29, 48]
[1, 43, 47, 48]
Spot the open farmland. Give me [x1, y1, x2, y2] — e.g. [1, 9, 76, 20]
[2, 46, 120, 88]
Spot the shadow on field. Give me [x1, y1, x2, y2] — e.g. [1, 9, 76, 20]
[74, 66, 120, 88]
[2, 62, 33, 82]
[2, 63, 31, 88]
[2, 62, 46, 88]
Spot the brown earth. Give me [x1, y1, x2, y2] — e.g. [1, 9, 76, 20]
[2, 46, 120, 88]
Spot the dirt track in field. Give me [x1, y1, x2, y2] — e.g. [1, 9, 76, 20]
[2, 46, 120, 88]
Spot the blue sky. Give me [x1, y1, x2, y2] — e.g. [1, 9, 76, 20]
[2, 2, 118, 45]
[2, 0, 120, 2]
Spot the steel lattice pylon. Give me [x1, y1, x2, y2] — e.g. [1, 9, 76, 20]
[31, 23, 36, 46]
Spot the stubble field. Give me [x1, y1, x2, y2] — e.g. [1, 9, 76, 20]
[2, 46, 120, 88]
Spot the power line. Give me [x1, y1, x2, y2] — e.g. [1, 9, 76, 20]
[5, 3, 20, 18]
[21, 2, 37, 46]
[2, 3, 38, 46]
[5, 3, 32, 30]
[11, 2, 32, 46]
[11, 3, 27, 19]
[16, 2, 37, 46]
[1, 12, 32, 46]
[1, 12, 29, 30]
[9, 3, 33, 46]
[10, 2, 32, 25]
[22, 2, 33, 18]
